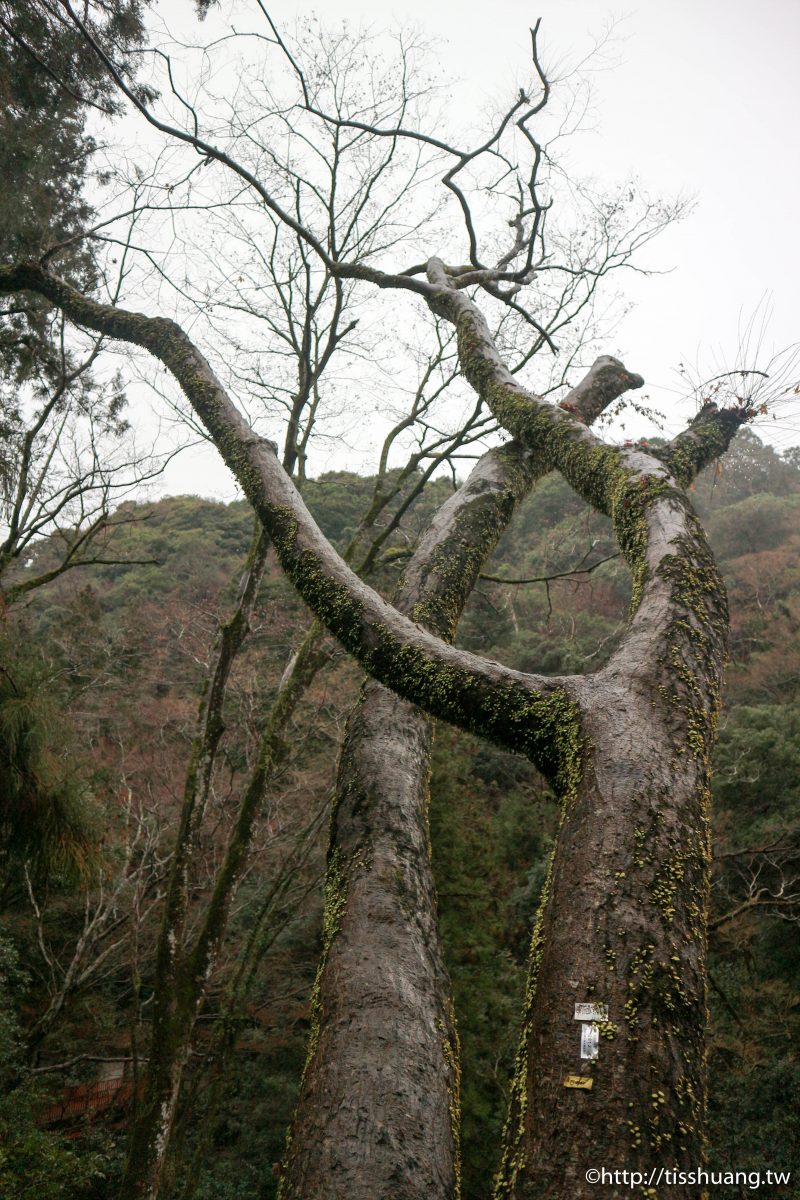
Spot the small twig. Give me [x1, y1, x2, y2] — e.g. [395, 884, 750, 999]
[480, 552, 620, 586]
[32, 1054, 146, 1075]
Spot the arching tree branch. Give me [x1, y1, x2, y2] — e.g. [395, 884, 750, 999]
[0, 260, 578, 784]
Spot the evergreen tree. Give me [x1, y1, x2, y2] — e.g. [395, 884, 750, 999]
[0, 0, 150, 387]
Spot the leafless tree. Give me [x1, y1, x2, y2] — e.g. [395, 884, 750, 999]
[0, 246, 177, 604]
[22, 790, 169, 1060]
[711, 832, 800, 933]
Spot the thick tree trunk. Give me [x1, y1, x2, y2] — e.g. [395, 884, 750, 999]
[280, 689, 458, 1199]
[496, 513, 727, 1200]
[278, 443, 536, 1200]
[418, 265, 740, 1197]
[497, 707, 715, 1198]
[280, 445, 544, 1200]
[281, 366, 640, 1200]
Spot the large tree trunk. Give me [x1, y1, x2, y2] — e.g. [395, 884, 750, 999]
[496, 706, 717, 1197]
[281, 365, 640, 1199]
[278, 442, 538, 1200]
[279, 448, 543, 1200]
[420, 262, 736, 1197]
[495, 514, 727, 1199]
[280, 689, 458, 1199]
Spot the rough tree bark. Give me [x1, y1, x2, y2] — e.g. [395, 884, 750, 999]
[280, 360, 643, 1200]
[0, 260, 750, 1199]
[426, 262, 741, 1199]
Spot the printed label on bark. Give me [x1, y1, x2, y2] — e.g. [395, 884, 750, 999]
[574, 1002, 608, 1021]
[563, 1075, 594, 1089]
[580, 1023, 599, 1060]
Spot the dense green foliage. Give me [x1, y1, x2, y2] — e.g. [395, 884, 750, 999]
[0, 629, 98, 883]
[0, 934, 109, 1199]
[0, 0, 149, 387]
[0, 432, 798, 1197]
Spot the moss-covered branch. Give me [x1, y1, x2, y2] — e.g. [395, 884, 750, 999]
[424, 257, 750, 649]
[400, 356, 643, 638]
[655, 402, 751, 487]
[426, 258, 750, 513]
[0, 261, 575, 781]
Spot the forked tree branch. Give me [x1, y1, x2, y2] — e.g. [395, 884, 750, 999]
[424, 258, 752, 693]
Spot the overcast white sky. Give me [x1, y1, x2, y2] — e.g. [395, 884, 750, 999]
[135, 0, 800, 498]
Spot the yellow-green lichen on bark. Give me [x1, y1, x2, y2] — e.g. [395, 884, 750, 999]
[492, 709, 584, 1199]
[278, 846, 353, 1197]
[492, 843, 557, 1200]
[438, 1004, 463, 1200]
[301, 846, 350, 1082]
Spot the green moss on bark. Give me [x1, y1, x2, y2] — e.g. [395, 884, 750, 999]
[493, 710, 584, 1199]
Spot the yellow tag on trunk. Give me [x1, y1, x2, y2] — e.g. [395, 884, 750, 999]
[563, 1075, 593, 1090]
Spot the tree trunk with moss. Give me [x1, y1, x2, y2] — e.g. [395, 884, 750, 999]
[495, 542, 726, 1198]
[425, 263, 736, 1197]
[280, 364, 644, 1200]
[279, 443, 537, 1200]
[0, 261, 750, 1200]
[280, 688, 454, 1199]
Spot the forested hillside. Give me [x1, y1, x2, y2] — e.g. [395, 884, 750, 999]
[1, 429, 798, 1199]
